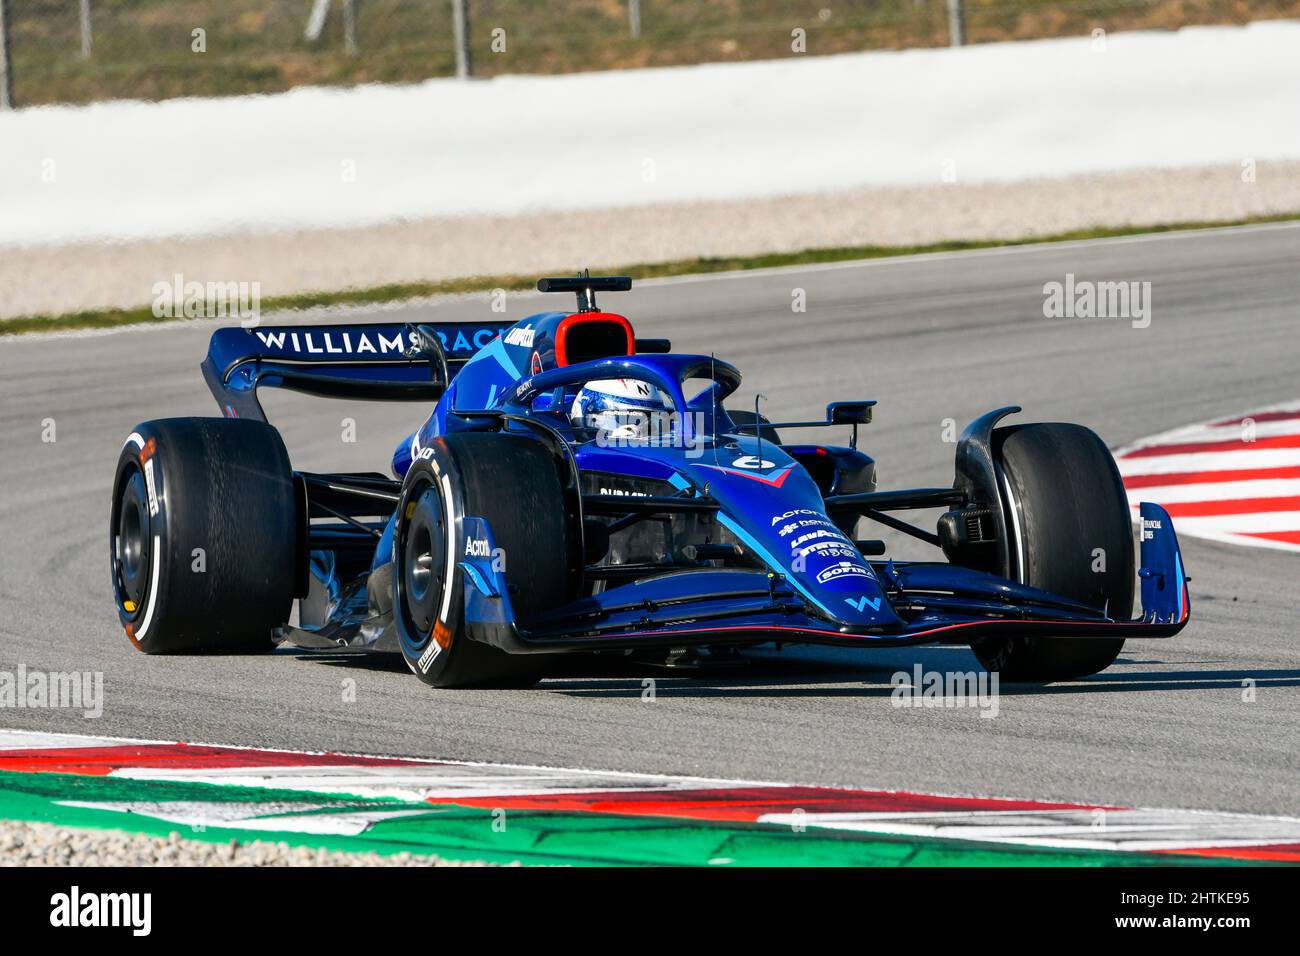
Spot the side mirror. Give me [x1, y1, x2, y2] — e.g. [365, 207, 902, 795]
[828, 401, 875, 425]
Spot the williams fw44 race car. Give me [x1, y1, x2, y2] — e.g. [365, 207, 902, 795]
[110, 275, 1190, 688]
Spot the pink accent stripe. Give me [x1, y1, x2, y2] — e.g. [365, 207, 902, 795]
[606, 592, 1188, 644]
[699, 464, 795, 487]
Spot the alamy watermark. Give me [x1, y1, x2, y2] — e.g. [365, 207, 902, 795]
[0, 665, 103, 719]
[1043, 273, 1151, 329]
[152, 273, 260, 327]
[890, 665, 1000, 718]
[587, 410, 707, 458]
[50, 886, 150, 936]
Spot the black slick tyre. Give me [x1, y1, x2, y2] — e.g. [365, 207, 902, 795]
[109, 417, 298, 654]
[393, 432, 578, 689]
[970, 423, 1133, 682]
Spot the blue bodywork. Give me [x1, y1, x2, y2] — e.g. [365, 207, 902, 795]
[201, 302, 1191, 655]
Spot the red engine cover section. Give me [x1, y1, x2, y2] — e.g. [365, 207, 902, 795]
[555, 312, 635, 367]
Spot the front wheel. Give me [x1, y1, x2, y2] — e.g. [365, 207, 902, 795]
[970, 422, 1133, 682]
[392, 432, 579, 688]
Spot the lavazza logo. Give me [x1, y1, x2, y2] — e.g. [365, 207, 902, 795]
[503, 324, 536, 347]
[152, 272, 260, 327]
[1042, 273, 1151, 329]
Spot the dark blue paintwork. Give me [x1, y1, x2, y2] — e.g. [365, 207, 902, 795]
[380, 311, 1188, 643]
[203, 307, 1191, 651]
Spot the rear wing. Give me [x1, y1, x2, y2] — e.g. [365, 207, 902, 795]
[202, 322, 511, 421]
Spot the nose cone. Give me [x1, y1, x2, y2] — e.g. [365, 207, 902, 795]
[682, 442, 897, 628]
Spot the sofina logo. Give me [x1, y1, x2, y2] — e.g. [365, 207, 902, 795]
[815, 561, 873, 585]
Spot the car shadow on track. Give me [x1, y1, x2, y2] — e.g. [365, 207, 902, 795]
[992, 667, 1300, 697]
[283, 647, 1300, 698]
[541, 661, 1300, 699]
[539, 645, 971, 697]
[286, 651, 412, 673]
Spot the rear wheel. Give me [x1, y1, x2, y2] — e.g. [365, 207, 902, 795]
[970, 423, 1133, 681]
[393, 432, 578, 688]
[109, 418, 298, 653]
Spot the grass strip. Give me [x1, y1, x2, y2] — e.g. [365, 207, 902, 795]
[4, 213, 1297, 338]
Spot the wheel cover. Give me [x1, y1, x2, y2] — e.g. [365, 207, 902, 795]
[112, 466, 152, 617]
[397, 479, 448, 646]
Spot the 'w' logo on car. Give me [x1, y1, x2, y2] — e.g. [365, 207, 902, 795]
[844, 595, 881, 612]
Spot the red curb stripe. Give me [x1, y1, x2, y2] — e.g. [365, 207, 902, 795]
[1123, 465, 1300, 488]
[1119, 433, 1300, 459]
[0, 744, 432, 776]
[1160, 495, 1300, 518]
[1209, 410, 1300, 427]
[1239, 529, 1300, 545]
[4, 734, 1295, 861]
[426, 786, 1106, 822]
[1158, 843, 1300, 862]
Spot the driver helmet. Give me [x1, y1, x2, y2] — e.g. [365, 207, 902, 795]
[569, 378, 670, 441]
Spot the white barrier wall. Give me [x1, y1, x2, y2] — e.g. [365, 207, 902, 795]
[2, 21, 1299, 246]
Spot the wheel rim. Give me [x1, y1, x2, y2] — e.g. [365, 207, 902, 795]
[400, 481, 447, 640]
[113, 467, 151, 614]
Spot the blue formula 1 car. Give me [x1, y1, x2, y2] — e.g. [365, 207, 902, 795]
[110, 275, 1190, 687]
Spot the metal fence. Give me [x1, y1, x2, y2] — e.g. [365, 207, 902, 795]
[1, 0, 1293, 108]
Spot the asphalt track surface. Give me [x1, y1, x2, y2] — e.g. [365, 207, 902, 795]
[1, 223, 1297, 816]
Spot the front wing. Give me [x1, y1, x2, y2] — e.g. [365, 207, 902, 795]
[456, 503, 1190, 655]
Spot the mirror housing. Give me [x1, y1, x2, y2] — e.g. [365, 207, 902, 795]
[828, 401, 875, 425]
